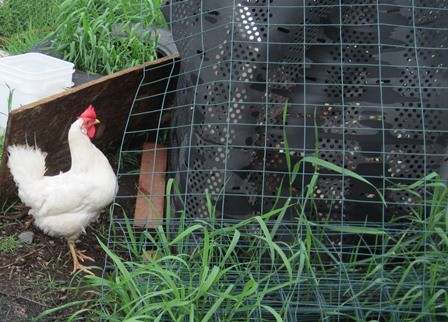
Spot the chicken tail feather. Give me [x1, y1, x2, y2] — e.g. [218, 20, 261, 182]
[7, 144, 47, 188]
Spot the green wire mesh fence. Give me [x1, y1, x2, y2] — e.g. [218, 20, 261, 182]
[105, 1, 448, 320]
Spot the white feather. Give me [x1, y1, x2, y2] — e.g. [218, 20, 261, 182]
[7, 118, 118, 241]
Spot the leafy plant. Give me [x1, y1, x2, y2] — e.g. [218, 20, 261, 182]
[45, 0, 165, 75]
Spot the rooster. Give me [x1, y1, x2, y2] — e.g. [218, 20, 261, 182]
[7, 105, 118, 275]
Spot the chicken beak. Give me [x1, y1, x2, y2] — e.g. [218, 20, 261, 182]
[94, 119, 100, 125]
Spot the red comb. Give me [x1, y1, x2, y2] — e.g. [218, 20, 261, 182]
[78, 105, 97, 119]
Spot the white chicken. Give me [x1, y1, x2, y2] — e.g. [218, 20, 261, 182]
[7, 105, 118, 275]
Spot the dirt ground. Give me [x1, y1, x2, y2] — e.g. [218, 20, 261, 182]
[0, 207, 108, 321]
[0, 170, 138, 321]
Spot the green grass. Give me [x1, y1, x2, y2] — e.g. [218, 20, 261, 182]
[0, 132, 4, 163]
[0, 0, 58, 53]
[0, 0, 58, 39]
[24, 271, 67, 305]
[0, 83, 14, 164]
[1, 27, 49, 55]
[36, 167, 448, 321]
[0, 0, 165, 75]
[45, 0, 165, 75]
[0, 234, 26, 254]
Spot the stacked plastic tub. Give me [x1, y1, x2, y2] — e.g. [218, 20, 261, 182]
[0, 53, 74, 132]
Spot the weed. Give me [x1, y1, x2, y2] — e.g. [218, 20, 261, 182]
[37, 168, 448, 321]
[23, 272, 66, 304]
[0, 132, 4, 164]
[0, 0, 164, 75]
[118, 151, 141, 174]
[45, 0, 165, 75]
[6, 83, 14, 112]
[0, 0, 58, 38]
[0, 84, 14, 163]
[0, 234, 25, 254]
[1, 26, 48, 55]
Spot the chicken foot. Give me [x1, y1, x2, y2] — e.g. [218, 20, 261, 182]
[68, 241, 95, 275]
[22, 216, 35, 231]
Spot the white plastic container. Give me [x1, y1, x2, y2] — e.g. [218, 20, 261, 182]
[0, 53, 75, 132]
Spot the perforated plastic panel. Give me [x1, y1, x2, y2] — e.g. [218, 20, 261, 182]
[162, 0, 448, 225]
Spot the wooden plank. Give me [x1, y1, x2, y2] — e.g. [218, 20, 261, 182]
[134, 142, 167, 228]
[0, 54, 180, 202]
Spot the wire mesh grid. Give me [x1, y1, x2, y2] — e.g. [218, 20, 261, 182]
[105, 1, 448, 320]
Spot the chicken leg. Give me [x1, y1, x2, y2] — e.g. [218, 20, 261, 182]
[68, 240, 95, 275]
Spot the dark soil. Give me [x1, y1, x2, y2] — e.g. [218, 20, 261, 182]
[0, 207, 108, 321]
[0, 172, 139, 321]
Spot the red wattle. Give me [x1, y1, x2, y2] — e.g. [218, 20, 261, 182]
[87, 126, 96, 138]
